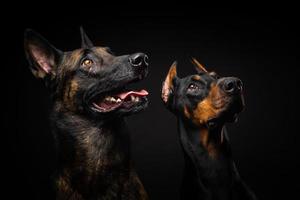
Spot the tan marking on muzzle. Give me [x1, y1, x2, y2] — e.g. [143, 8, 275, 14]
[191, 84, 223, 126]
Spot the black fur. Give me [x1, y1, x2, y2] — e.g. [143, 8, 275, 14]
[162, 62, 257, 200]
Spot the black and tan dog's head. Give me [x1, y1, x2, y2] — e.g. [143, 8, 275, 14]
[24, 28, 149, 119]
[161, 59, 245, 128]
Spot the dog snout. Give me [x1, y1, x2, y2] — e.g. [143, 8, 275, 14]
[219, 77, 243, 94]
[128, 53, 149, 68]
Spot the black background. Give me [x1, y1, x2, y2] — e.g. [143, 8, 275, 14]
[4, 8, 299, 200]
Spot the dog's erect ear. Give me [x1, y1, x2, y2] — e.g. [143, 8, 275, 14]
[162, 61, 178, 103]
[24, 29, 62, 79]
[80, 26, 94, 48]
[191, 57, 208, 74]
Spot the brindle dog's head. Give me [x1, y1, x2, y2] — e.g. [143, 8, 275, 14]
[162, 59, 245, 128]
[24, 28, 149, 120]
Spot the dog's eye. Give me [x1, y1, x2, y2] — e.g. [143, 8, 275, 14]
[187, 83, 199, 92]
[82, 59, 93, 67]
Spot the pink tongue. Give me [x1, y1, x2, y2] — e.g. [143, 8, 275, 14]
[117, 89, 149, 100]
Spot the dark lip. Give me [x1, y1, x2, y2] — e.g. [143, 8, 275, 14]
[89, 76, 143, 100]
[91, 96, 148, 113]
[208, 94, 245, 124]
[86, 75, 148, 113]
[117, 96, 148, 111]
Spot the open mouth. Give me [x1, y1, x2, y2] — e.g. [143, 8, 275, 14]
[91, 89, 149, 113]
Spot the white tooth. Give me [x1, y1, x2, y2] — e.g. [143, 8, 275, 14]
[116, 98, 121, 103]
[111, 97, 117, 102]
[131, 95, 135, 101]
[105, 96, 111, 101]
[135, 97, 139, 102]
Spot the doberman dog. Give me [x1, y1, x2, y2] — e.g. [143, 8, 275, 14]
[161, 59, 257, 200]
[24, 28, 149, 200]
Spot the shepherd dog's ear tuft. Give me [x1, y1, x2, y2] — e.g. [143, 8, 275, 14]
[24, 29, 62, 79]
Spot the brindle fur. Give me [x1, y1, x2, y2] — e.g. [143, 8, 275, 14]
[24, 28, 148, 200]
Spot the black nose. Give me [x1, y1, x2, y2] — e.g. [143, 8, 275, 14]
[222, 77, 243, 94]
[129, 53, 149, 67]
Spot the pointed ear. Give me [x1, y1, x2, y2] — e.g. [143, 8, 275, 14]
[80, 26, 94, 48]
[24, 29, 62, 79]
[162, 61, 178, 103]
[191, 57, 208, 74]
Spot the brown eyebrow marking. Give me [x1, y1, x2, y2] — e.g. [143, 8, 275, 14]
[93, 47, 114, 64]
[192, 75, 201, 81]
[94, 47, 112, 57]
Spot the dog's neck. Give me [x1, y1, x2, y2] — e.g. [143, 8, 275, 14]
[178, 117, 232, 160]
[51, 104, 132, 196]
[177, 117, 241, 198]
